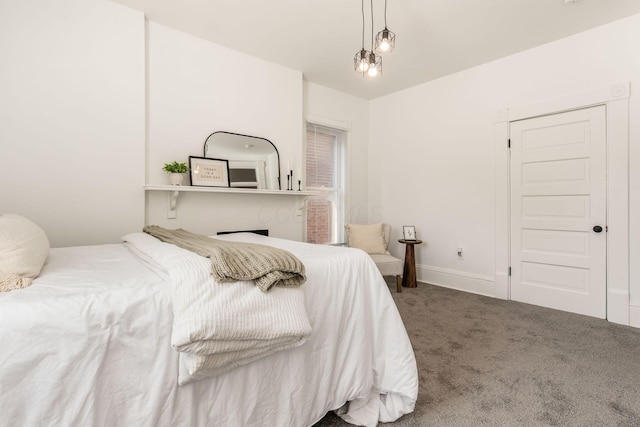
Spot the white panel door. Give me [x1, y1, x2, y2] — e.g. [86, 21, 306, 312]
[510, 106, 607, 318]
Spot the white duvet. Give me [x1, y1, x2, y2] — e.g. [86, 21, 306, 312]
[0, 233, 418, 427]
[122, 232, 312, 384]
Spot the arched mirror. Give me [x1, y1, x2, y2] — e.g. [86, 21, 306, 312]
[204, 131, 281, 190]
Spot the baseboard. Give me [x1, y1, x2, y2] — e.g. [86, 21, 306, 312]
[629, 304, 640, 329]
[607, 289, 630, 326]
[416, 264, 496, 298]
[494, 272, 509, 300]
[415, 265, 637, 328]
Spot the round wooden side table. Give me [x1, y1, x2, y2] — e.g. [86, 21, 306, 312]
[398, 239, 422, 288]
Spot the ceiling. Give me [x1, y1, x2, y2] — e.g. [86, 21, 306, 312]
[110, 0, 640, 100]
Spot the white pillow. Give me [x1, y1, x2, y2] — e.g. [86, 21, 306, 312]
[0, 214, 50, 292]
[345, 223, 387, 254]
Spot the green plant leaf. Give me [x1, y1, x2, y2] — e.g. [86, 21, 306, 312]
[162, 161, 189, 173]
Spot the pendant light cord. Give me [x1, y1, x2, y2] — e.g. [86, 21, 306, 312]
[361, 0, 365, 48]
[384, 0, 388, 28]
[370, 0, 374, 50]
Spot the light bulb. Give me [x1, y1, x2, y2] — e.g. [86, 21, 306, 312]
[355, 49, 370, 73]
[375, 28, 395, 54]
[368, 66, 378, 77]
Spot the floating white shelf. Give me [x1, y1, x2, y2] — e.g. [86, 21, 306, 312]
[144, 185, 326, 218]
[144, 184, 322, 197]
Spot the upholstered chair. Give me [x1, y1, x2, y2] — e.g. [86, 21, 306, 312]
[345, 223, 403, 293]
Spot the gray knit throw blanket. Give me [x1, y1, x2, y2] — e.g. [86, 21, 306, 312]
[143, 226, 306, 292]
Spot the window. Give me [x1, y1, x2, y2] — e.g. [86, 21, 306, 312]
[305, 122, 345, 244]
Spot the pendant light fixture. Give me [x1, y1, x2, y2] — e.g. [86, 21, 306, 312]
[354, 0, 389, 78]
[354, 0, 370, 74]
[355, 48, 370, 74]
[375, 0, 396, 53]
[367, 0, 382, 77]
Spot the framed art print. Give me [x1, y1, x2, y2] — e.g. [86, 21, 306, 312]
[402, 225, 416, 241]
[189, 156, 230, 187]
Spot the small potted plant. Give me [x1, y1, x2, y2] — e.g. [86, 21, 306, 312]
[162, 161, 189, 186]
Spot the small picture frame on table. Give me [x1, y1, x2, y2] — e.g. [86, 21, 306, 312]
[402, 225, 417, 241]
[189, 156, 230, 187]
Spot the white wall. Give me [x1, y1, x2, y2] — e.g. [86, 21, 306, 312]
[369, 14, 640, 323]
[145, 23, 306, 240]
[303, 82, 370, 226]
[0, 0, 145, 247]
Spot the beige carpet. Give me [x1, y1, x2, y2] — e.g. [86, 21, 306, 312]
[314, 280, 640, 427]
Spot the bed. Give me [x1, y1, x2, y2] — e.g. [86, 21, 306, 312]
[0, 231, 418, 427]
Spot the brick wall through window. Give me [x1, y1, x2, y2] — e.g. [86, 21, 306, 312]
[305, 123, 342, 244]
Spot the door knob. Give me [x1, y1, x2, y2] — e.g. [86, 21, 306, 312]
[593, 225, 603, 233]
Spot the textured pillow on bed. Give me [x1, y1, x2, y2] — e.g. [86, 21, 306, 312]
[345, 223, 387, 254]
[0, 214, 50, 292]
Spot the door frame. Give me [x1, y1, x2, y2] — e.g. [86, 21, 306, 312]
[493, 82, 630, 325]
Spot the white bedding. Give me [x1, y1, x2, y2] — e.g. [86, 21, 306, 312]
[0, 233, 418, 427]
[122, 232, 312, 384]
